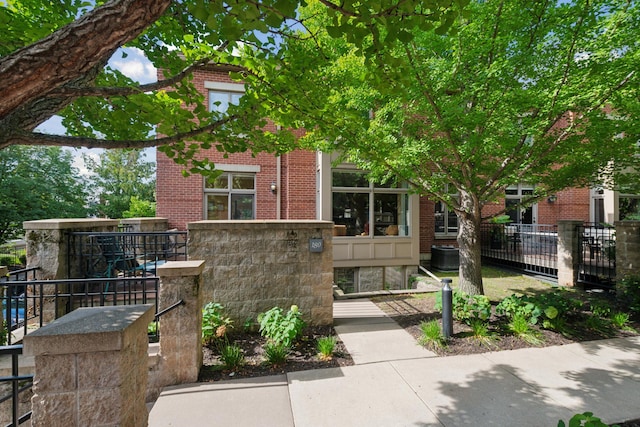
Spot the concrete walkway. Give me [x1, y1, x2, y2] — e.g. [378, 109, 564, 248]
[148, 299, 640, 426]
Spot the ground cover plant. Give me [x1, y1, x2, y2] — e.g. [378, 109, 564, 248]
[372, 267, 640, 357]
[200, 303, 352, 382]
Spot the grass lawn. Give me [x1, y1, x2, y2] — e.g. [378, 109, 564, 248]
[430, 265, 569, 302]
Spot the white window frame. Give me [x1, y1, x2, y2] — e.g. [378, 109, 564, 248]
[206, 81, 244, 114]
[505, 184, 537, 224]
[204, 171, 257, 220]
[434, 185, 459, 238]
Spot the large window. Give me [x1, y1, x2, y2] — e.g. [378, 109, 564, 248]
[205, 173, 255, 220]
[332, 170, 410, 237]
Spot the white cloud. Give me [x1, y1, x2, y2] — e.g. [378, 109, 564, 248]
[109, 47, 157, 84]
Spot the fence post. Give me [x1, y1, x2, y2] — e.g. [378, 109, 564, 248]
[557, 220, 583, 287]
[154, 261, 205, 389]
[615, 220, 640, 298]
[23, 305, 154, 427]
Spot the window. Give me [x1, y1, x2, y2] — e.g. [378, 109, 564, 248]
[206, 81, 244, 114]
[205, 173, 255, 220]
[332, 170, 410, 237]
[209, 90, 242, 114]
[434, 185, 458, 237]
[505, 184, 536, 224]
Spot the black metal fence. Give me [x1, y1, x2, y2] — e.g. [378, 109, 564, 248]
[1, 276, 159, 345]
[67, 230, 187, 279]
[0, 241, 26, 271]
[0, 345, 32, 426]
[480, 223, 558, 278]
[576, 222, 616, 289]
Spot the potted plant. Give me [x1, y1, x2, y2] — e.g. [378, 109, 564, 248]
[489, 215, 511, 249]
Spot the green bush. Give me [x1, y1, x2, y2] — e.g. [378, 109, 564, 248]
[219, 344, 245, 369]
[435, 289, 491, 325]
[417, 320, 447, 350]
[317, 336, 338, 360]
[258, 305, 305, 348]
[617, 275, 640, 313]
[558, 412, 613, 427]
[202, 302, 233, 345]
[264, 342, 288, 365]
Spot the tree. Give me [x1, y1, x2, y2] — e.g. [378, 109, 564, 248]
[84, 149, 156, 219]
[0, 0, 462, 174]
[0, 146, 89, 243]
[241, 0, 640, 294]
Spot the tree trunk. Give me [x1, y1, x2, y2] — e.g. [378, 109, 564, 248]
[457, 190, 484, 295]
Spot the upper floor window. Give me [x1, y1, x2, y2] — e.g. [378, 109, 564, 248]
[204, 172, 255, 220]
[332, 170, 410, 237]
[206, 81, 244, 114]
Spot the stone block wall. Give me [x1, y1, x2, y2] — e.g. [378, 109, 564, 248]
[24, 305, 154, 427]
[188, 221, 333, 326]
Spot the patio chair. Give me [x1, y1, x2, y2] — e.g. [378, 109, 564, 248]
[95, 235, 137, 278]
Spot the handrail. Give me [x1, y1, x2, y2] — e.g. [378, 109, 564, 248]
[0, 345, 33, 426]
[155, 299, 185, 320]
[419, 265, 441, 282]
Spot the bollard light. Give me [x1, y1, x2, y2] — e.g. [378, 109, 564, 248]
[441, 278, 453, 339]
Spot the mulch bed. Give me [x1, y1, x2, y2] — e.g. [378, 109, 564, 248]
[199, 325, 353, 382]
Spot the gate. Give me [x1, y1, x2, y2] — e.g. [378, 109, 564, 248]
[576, 222, 616, 289]
[481, 223, 558, 278]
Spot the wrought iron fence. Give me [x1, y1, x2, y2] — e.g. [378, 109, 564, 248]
[0, 241, 26, 271]
[576, 222, 616, 289]
[480, 223, 558, 278]
[67, 230, 187, 279]
[1, 276, 159, 345]
[0, 345, 32, 426]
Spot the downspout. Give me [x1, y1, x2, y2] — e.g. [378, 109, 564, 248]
[276, 155, 281, 220]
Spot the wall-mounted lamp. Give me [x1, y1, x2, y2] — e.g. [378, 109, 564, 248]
[547, 195, 557, 203]
[270, 182, 277, 194]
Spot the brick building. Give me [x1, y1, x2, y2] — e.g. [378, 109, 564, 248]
[157, 67, 629, 293]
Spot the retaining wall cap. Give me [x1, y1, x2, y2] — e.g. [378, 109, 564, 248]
[156, 260, 205, 277]
[23, 218, 120, 230]
[187, 220, 333, 230]
[23, 305, 154, 356]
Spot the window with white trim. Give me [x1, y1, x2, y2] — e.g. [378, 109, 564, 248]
[332, 170, 410, 237]
[505, 184, 536, 224]
[204, 173, 255, 220]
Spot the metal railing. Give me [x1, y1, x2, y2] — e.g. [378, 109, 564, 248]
[0, 345, 33, 426]
[1, 277, 159, 345]
[576, 222, 616, 289]
[480, 223, 558, 278]
[67, 230, 187, 279]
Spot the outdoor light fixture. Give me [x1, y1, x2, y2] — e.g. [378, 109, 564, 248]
[547, 195, 557, 203]
[270, 182, 277, 194]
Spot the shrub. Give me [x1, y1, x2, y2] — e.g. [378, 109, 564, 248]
[219, 344, 245, 369]
[611, 312, 632, 330]
[317, 336, 338, 360]
[264, 342, 288, 365]
[435, 289, 491, 325]
[558, 412, 611, 427]
[508, 314, 543, 346]
[258, 305, 305, 348]
[418, 320, 446, 351]
[617, 275, 640, 313]
[469, 318, 497, 348]
[0, 256, 13, 266]
[202, 302, 233, 345]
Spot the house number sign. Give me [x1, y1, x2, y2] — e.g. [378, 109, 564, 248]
[309, 238, 323, 253]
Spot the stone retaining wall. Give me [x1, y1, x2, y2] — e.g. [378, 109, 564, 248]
[188, 221, 333, 326]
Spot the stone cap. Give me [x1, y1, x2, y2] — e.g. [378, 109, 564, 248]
[156, 260, 205, 277]
[23, 305, 154, 356]
[23, 218, 120, 230]
[188, 220, 334, 231]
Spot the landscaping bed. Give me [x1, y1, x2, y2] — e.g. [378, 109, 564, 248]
[199, 325, 353, 382]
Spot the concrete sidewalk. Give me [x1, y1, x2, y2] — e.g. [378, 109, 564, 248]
[149, 299, 640, 426]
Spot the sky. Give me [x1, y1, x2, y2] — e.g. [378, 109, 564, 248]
[35, 47, 158, 175]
